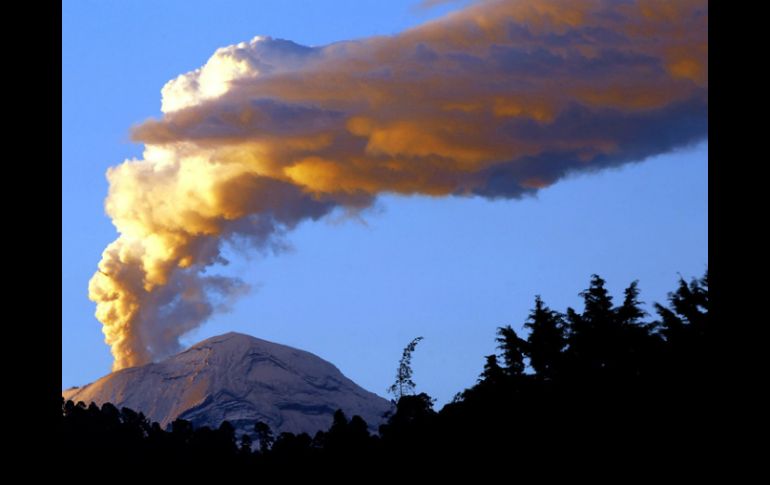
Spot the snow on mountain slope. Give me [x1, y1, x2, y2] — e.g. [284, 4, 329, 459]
[63, 332, 394, 438]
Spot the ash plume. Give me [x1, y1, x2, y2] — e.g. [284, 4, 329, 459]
[90, 0, 707, 370]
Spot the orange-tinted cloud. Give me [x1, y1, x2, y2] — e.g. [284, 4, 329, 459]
[91, 0, 707, 370]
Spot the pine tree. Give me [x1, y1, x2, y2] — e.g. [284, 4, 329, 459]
[566, 274, 616, 373]
[254, 421, 274, 453]
[496, 325, 528, 376]
[479, 354, 506, 384]
[523, 295, 566, 380]
[654, 271, 709, 347]
[387, 337, 424, 401]
[617, 281, 646, 327]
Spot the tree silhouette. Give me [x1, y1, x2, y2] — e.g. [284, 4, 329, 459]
[239, 434, 253, 455]
[617, 281, 646, 326]
[522, 295, 566, 380]
[654, 272, 709, 345]
[566, 274, 617, 374]
[479, 354, 505, 385]
[387, 336, 424, 401]
[217, 421, 237, 455]
[254, 421, 274, 453]
[496, 325, 528, 376]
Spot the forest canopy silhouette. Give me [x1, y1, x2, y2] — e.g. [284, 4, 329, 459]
[60, 270, 712, 471]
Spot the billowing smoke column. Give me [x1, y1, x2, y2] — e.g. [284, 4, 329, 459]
[90, 0, 707, 370]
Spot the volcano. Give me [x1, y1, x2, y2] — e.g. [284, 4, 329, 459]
[62, 332, 393, 438]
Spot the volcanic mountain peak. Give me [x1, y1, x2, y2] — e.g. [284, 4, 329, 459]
[63, 332, 393, 438]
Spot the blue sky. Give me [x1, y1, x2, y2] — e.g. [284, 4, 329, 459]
[63, 0, 707, 406]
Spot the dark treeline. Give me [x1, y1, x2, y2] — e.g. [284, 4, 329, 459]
[60, 271, 713, 474]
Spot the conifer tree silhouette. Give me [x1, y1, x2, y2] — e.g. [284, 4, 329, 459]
[387, 336, 424, 400]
